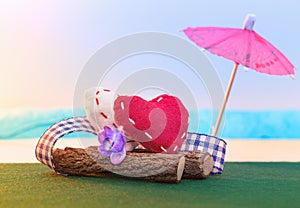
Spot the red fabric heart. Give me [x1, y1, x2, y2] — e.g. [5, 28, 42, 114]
[114, 94, 189, 153]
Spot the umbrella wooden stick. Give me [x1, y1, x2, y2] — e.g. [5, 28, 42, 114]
[212, 15, 255, 136]
[212, 62, 239, 136]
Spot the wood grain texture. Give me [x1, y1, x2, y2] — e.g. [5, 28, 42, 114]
[52, 147, 213, 183]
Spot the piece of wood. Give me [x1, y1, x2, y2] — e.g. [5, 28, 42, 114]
[182, 150, 214, 179]
[134, 147, 214, 178]
[52, 146, 185, 183]
[52, 147, 214, 183]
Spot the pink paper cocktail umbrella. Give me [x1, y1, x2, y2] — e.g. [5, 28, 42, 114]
[184, 14, 295, 136]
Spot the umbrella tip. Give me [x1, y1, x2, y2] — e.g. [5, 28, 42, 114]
[290, 74, 295, 79]
[243, 14, 256, 30]
[243, 66, 250, 72]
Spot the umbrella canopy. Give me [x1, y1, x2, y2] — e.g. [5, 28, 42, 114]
[183, 27, 295, 75]
[183, 14, 295, 136]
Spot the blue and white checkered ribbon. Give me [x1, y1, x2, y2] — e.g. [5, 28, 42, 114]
[180, 133, 227, 174]
[35, 116, 227, 174]
[35, 116, 97, 173]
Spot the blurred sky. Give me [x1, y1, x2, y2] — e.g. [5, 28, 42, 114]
[0, 0, 299, 109]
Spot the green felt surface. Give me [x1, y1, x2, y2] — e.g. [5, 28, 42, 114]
[0, 163, 300, 208]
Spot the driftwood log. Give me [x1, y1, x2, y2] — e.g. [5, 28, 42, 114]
[53, 147, 185, 183]
[52, 146, 213, 183]
[183, 151, 214, 179]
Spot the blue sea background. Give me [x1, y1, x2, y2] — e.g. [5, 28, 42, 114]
[0, 109, 299, 140]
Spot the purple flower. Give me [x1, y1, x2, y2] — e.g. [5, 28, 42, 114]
[98, 126, 126, 165]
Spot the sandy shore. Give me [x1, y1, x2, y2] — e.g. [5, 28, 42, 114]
[226, 139, 300, 162]
[1, 139, 300, 163]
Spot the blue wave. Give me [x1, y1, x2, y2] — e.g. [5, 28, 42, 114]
[0, 109, 74, 139]
[0, 109, 299, 139]
[218, 110, 300, 139]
